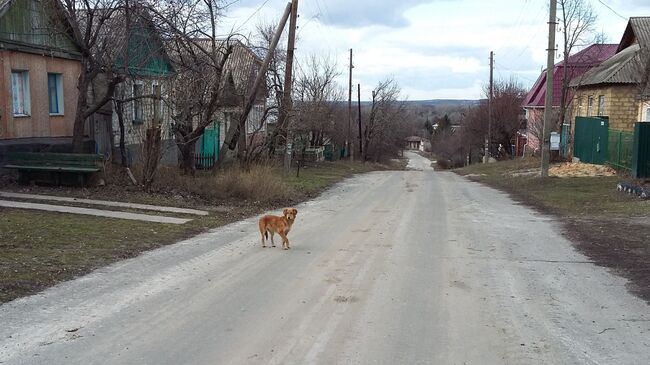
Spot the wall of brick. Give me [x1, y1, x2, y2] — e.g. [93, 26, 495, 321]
[572, 85, 640, 132]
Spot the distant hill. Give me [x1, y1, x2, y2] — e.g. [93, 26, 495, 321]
[335, 99, 480, 107]
[402, 99, 479, 107]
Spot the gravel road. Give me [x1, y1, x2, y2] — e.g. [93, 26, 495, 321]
[1, 152, 648, 364]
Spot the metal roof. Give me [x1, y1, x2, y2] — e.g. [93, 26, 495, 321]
[522, 44, 617, 108]
[617, 17, 650, 52]
[571, 43, 644, 87]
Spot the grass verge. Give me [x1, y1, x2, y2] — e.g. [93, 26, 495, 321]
[455, 159, 650, 302]
[0, 159, 404, 303]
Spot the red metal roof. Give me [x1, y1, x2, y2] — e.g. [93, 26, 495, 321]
[522, 44, 617, 108]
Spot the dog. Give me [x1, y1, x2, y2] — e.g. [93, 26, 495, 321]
[258, 208, 298, 250]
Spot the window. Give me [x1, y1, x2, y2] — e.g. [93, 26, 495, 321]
[11, 71, 30, 116]
[133, 83, 144, 123]
[587, 96, 594, 116]
[48, 73, 64, 115]
[597, 95, 605, 116]
[577, 97, 583, 116]
[644, 102, 650, 122]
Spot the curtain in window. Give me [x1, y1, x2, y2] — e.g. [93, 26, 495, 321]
[11, 72, 25, 115]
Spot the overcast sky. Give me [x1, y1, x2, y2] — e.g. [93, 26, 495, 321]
[221, 0, 650, 101]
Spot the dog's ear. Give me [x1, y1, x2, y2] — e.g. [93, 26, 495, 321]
[283, 208, 290, 216]
[292, 208, 298, 215]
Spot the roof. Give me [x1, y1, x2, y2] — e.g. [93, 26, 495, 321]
[0, 0, 81, 59]
[522, 44, 617, 108]
[571, 43, 644, 86]
[617, 17, 650, 52]
[405, 136, 423, 142]
[574, 17, 650, 88]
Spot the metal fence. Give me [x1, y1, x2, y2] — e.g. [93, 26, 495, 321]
[607, 129, 634, 170]
[195, 153, 216, 169]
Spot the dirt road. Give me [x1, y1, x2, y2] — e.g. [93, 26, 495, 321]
[1, 152, 648, 364]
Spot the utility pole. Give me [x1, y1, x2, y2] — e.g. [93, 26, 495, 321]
[485, 51, 494, 163]
[357, 83, 363, 159]
[541, 0, 557, 177]
[348, 48, 354, 160]
[281, 0, 298, 175]
[222, 2, 291, 162]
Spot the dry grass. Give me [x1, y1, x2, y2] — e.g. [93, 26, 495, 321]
[147, 164, 295, 205]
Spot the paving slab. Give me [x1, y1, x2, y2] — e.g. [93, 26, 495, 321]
[0, 200, 192, 224]
[0, 191, 208, 216]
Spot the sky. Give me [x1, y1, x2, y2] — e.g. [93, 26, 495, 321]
[220, 0, 650, 101]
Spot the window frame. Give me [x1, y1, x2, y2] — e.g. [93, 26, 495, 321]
[587, 96, 594, 116]
[597, 95, 605, 116]
[48, 73, 65, 116]
[11, 70, 31, 117]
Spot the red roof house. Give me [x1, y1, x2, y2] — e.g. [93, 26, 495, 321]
[522, 44, 617, 151]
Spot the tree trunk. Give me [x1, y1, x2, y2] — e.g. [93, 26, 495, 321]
[115, 101, 128, 167]
[179, 139, 196, 176]
[72, 72, 90, 153]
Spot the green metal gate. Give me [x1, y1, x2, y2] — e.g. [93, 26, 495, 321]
[195, 121, 220, 169]
[574, 116, 609, 165]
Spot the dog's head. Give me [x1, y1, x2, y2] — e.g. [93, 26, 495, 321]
[283, 208, 298, 222]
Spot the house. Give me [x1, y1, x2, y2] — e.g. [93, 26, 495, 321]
[210, 39, 267, 160]
[405, 136, 424, 151]
[97, 9, 176, 165]
[0, 0, 83, 161]
[570, 18, 650, 132]
[522, 44, 617, 153]
[164, 38, 267, 168]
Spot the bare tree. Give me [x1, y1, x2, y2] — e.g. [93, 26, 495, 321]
[558, 0, 597, 129]
[293, 54, 344, 147]
[148, 0, 235, 174]
[45, 0, 129, 153]
[445, 78, 526, 164]
[362, 78, 408, 162]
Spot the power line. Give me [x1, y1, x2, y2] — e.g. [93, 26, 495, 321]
[596, 0, 627, 21]
[234, 0, 273, 32]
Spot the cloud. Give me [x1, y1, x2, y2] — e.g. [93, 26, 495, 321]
[229, 0, 431, 28]
[224, 0, 650, 100]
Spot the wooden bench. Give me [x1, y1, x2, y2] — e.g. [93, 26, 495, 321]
[3, 152, 104, 186]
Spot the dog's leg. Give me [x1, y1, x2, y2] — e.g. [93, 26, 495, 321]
[270, 232, 276, 247]
[259, 221, 267, 248]
[279, 232, 290, 250]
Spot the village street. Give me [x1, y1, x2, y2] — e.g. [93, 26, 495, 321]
[0, 152, 648, 364]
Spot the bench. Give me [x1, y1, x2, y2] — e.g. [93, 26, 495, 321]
[3, 152, 104, 186]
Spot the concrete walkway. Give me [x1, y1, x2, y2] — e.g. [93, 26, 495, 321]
[0, 200, 192, 224]
[0, 191, 208, 216]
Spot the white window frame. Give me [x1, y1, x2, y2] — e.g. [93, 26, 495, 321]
[587, 96, 594, 116]
[597, 95, 605, 116]
[11, 70, 31, 117]
[48, 73, 64, 116]
[643, 102, 650, 122]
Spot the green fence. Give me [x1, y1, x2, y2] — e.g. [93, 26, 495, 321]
[607, 129, 634, 170]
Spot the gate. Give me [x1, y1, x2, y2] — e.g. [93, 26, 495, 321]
[195, 121, 220, 169]
[574, 116, 609, 164]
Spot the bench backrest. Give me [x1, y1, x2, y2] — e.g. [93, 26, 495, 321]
[6, 152, 104, 168]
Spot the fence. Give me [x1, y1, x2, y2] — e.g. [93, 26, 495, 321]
[195, 152, 216, 169]
[607, 129, 634, 170]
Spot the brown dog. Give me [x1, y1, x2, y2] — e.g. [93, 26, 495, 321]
[258, 208, 298, 250]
